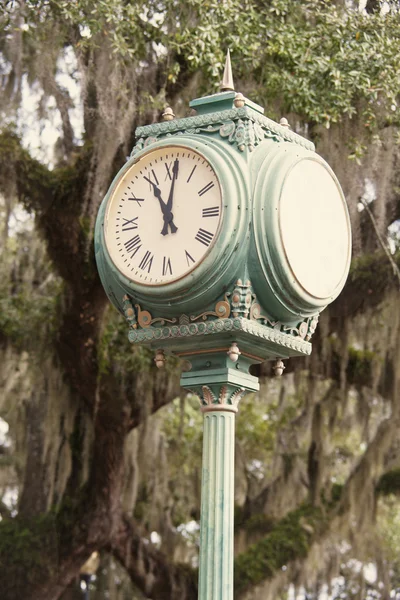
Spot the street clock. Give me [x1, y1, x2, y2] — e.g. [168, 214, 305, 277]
[94, 52, 352, 600]
[103, 145, 224, 286]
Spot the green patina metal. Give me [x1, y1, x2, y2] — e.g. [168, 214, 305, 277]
[183, 350, 258, 600]
[95, 87, 349, 335]
[94, 58, 351, 599]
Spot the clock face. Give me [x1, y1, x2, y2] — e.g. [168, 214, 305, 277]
[279, 159, 351, 299]
[104, 146, 223, 286]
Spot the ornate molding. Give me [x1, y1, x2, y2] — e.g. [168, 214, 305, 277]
[231, 279, 253, 318]
[128, 315, 312, 355]
[131, 107, 314, 156]
[122, 295, 137, 329]
[122, 282, 319, 350]
[189, 384, 248, 413]
[282, 316, 319, 342]
[135, 304, 177, 328]
[121, 297, 177, 329]
[190, 295, 231, 322]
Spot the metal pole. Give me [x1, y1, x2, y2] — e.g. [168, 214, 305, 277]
[180, 350, 259, 600]
[198, 408, 236, 600]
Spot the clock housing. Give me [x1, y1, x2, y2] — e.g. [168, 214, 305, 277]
[95, 136, 250, 316]
[249, 142, 352, 322]
[104, 146, 223, 287]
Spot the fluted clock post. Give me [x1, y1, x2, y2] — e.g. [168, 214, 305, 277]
[180, 349, 259, 600]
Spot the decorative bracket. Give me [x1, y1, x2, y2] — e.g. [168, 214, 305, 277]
[190, 384, 248, 414]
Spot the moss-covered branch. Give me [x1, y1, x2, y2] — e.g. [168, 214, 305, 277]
[0, 130, 96, 286]
[0, 130, 54, 215]
[111, 516, 198, 600]
[376, 469, 400, 496]
[332, 251, 400, 320]
[234, 504, 326, 595]
[232, 468, 400, 597]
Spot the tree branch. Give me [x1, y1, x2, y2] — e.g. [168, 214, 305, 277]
[110, 515, 197, 600]
[359, 197, 400, 288]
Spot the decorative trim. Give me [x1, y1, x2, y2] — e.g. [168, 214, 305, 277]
[128, 315, 312, 355]
[249, 302, 277, 328]
[194, 118, 272, 153]
[231, 280, 253, 318]
[121, 299, 177, 329]
[135, 304, 177, 328]
[122, 286, 319, 345]
[190, 295, 231, 322]
[122, 295, 137, 329]
[175, 346, 265, 363]
[189, 384, 248, 413]
[282, 316, 319, 341]
[132, 107, 314, 156]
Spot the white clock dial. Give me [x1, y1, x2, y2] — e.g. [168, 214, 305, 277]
[104, 146, 223, 285]
[279, 159, 351, 299]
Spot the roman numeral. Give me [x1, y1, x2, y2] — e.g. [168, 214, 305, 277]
[139, 250, 154, 272]
[124, 234, 142, 257]
[202, 206, 220, 218]
[195, 228, 214, 247]
[187, 165, 197, 183]
[162, 256, 172, 276]
[185, 250, 195, 266]
[164, 162, 172, 180]
[165, 159, 179, 181]
[122, 217, 138, 231]
[127, 194, 144, 206]
[144, 169, 159, 189]
[198, 181, 214, 196]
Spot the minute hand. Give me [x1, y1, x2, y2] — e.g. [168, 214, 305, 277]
[161, 159, 179, 235]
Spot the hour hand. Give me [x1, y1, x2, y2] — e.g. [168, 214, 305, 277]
[144, 176, 163, 201]
[144, 174, 178, 235]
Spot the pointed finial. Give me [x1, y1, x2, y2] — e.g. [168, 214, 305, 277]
[220, 49, 235, 92]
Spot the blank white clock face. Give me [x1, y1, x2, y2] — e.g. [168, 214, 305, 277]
[279, 159, 351, 299]
[104, 146, 223, 285]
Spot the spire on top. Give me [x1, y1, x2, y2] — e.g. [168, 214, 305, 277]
[220, 49, 235, 92]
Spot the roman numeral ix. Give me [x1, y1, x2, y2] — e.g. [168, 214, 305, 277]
[195, 228, 214, 247]
[202, 206, 219, 218]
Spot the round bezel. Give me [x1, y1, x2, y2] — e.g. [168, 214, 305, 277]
[95, 136, 250, 314]
[104, 145, 224, 287]
[250, 144, 352, 320]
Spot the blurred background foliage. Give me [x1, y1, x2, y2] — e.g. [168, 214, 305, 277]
[1, 1, 400, 599]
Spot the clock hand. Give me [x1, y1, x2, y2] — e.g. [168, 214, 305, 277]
[161, 159, 179, 235]
[144, 175, 178, 236]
